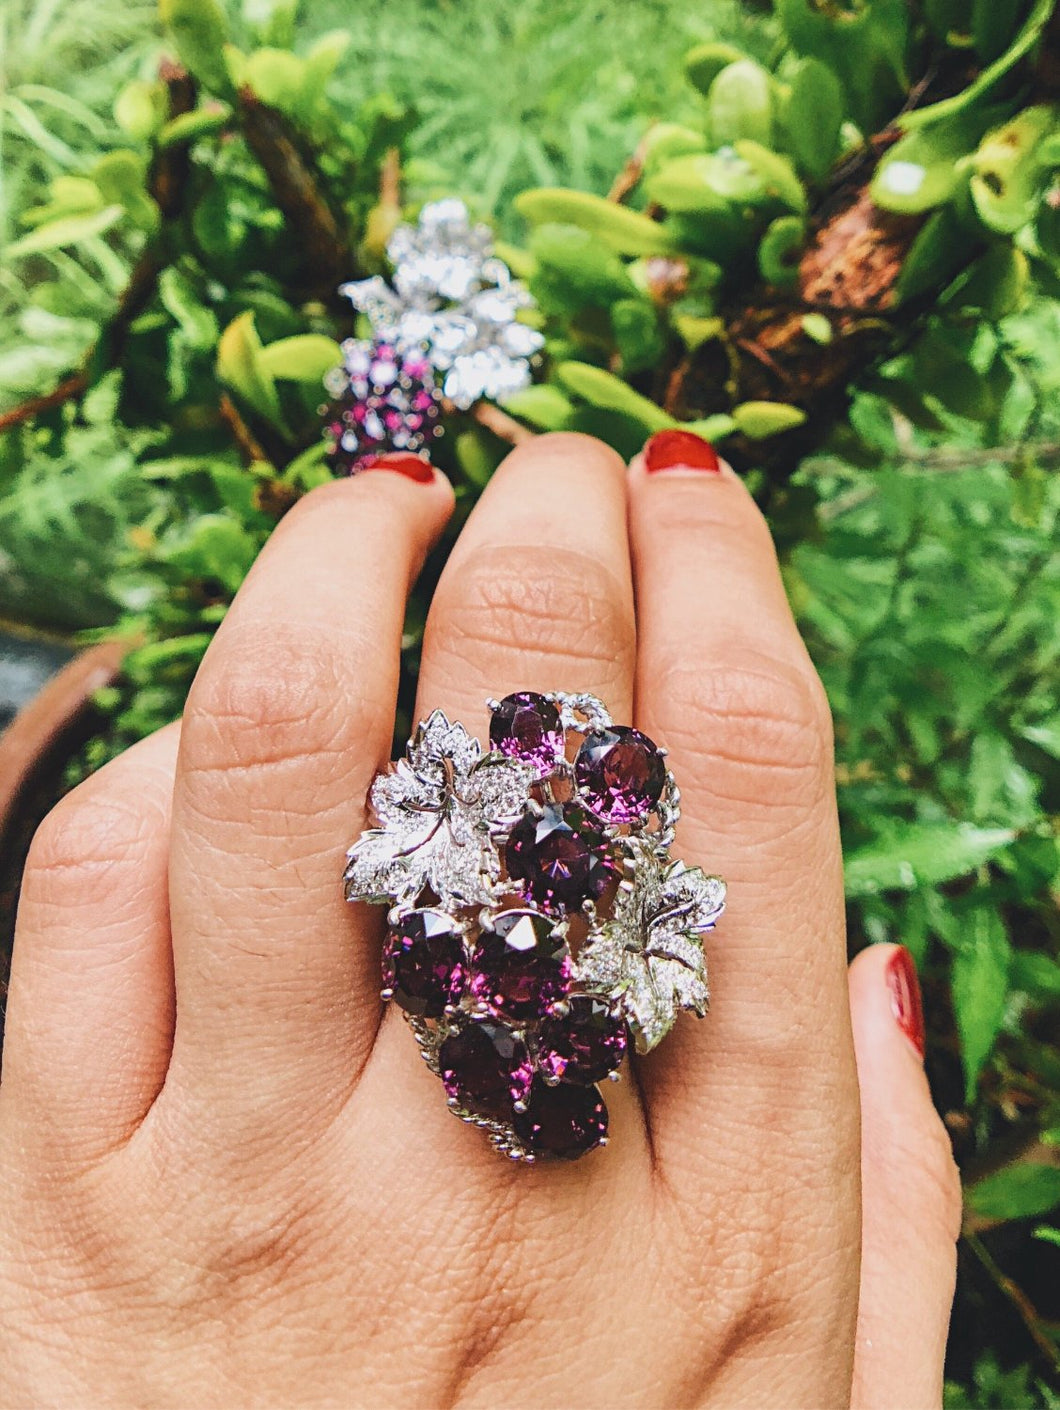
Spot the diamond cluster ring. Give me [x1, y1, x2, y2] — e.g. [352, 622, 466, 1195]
[344, 693, 726, 1163]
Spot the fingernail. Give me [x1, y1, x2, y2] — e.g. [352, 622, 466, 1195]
[363, 453, 435, 484]
[886, 947, 925, 1059]
[643, 429, 721, 474]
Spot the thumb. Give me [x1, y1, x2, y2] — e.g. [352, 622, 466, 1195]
[849, 944, 963, 1410]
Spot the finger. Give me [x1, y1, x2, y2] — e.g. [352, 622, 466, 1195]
[415, 432, 636, 735]
[391, 432, 642, 1156]
[2, 724, 180, 1163]
[627, 434, 853, 1148]
[627, 433, 861, 1400]
[167, 461, 454, 1130]
[849, 944, 960, 1410]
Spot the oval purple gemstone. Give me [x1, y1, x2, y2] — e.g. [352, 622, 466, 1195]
[506, 803, 614, 912]
[512, 1077, 609, 1160]
[489, 691, 564, 774]
[535, 995, 628, 1085]
[574, 726, 666, 824]
[469, 909, 570, 1020]
[439, 1020, 533, 1122]
[382, 908, 466, 1018]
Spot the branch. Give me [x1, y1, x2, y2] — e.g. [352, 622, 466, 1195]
[465, 400, 535, 447]
[238, 88, 352, 297]
[964, 1231, 1060, 1376]
[608, 129, 652, 204]
[219, 393, 270, 465]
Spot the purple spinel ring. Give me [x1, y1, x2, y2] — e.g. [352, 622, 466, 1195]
[344, 692, 726, 1163]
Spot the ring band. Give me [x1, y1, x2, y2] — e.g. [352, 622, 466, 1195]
[345, 692, 725, 1162]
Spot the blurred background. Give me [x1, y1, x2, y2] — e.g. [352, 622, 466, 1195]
[1, 0, 1058, 1400]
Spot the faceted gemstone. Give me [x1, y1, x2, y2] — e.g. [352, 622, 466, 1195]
[469, 910, 570, 1020]
[574, 726, 666, 824]
[512, 1077, 609, 1160]
[382, 908, 466, 1019]
[506, 803, 614, 912]
[489, 691, 564, 774]
[439, 1020, 533, 1121]
[535, 995, 628, 1085]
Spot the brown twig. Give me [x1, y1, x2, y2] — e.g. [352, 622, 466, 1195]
[964, 1231, 1060, 1375]
[0, 376, 87, 434]
[219, 393, 271, 465]
[608, 129, 652, 204]
[238, 87, 351, 297]
[465, 400, 535, 447]
[380, 145, 401, 212]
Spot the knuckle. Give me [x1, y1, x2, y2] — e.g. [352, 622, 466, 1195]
[25, 783, 160, 896]
[434, 543, 635, 679]
[183, 625, 386, 779]
[654, 649, 833, 811]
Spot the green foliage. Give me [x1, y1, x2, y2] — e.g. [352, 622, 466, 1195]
[2, 0, 1060, 1392]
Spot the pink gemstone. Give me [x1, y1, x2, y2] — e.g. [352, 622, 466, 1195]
[439, 1020, 533, 1121]
[489, 691, 563, 773]
[574, 727, 665, 824]
[512, 1078, 608, 1159]
[506, 803, 614, 913]
[469, 910, 570, 1021]
[535, 995, 627, 1084]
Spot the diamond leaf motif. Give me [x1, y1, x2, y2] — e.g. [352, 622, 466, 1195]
[576, 845, 724, 1053]
[344, 709, 533, 908]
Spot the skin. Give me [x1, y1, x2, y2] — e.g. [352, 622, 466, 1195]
[0, 433, 961, 1408]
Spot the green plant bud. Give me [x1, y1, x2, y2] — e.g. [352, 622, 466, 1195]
[707, 60, 774, 147]
[647, 151, 762, 212]
[779, 57, 843, 180]
[801, 312, 833, 344]
[243, 48, 307, 115]
[515, 188, 677, 256]
[970, 107, 1057, 235]
[156, 104, 231, 151]
[731, 400, 807, 438]
[758, 215, 806, 286]
[684, 40, 748, 95]
[556, 361, 675, 432]
[114, 80, 168, 141]
[641, 123, 708, 177]
[733, 141, 806, 212]
[501, 384, 574, 431]
[216, 311, 287, 434]
[159, 0, 232, 95]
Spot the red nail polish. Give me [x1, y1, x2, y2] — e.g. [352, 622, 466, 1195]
[363, 453, 435, 484]
[643, 429, 721, 474]
[886, 947, 925, 1059]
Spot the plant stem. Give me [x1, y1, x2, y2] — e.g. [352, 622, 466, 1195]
[963, 1231, 1060, 1375]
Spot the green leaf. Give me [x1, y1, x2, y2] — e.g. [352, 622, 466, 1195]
[901, 0, 1053, 130]
[303, 30, 351, 95]
[894, 207, 967, 304]
[731, 400, 807, 438]
[733, 141, 807, 213]
[780, 57, 843, 180]
[515, 189, 677, 256]
[970, 107, 1058, 235]
[159, 0, 232, 95]
[1010, 951, 1060, 999]
[681, 414, 737, 442]
[113, 80, 167, 141]
[952, 245, 1029, 318]
[216, 311, 286, 433]
[256, 334, 343, 383]
[801, 312, 833, 344]
[952, 907, 1012, 1102]
[529, 223, 637, 308]
[555, 362, 675, 432]
[1021, 719, 1060, 759]
[165, 513, 258, 594]
[777, 0, 909, 133]
[156, 105, 232, 151]
[648, 151, 762, 212]
[243, 49, 307, 115]
[501, 384, 574, 431]
[641, 124, 708, 176]
[758, 215, 806, 285]
[684, 41, 748, 95]
[844, 822, 1016, 897]
[967, 1163, 1060, 1222]
[90, 150, 159, 235]
[872, 134, 962, 214]
[707, 60, 774, 147]
[4, 205, 124, 259]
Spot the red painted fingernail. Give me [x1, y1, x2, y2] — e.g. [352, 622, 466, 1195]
[643, 429, 721, 474]
[886, 947, 925, 1059]
[363, 453, 435, 484]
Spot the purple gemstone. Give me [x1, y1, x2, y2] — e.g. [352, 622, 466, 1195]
[506, 803, 614, 912]
[574, 726, 666, 824]
[535, 996, 628, 1085]
[489, 691, 564, 773]
[382, 909, 466, 1019]
[469, 909, 570, 1020]
[439, 1020, 533, 1121]
[513, 1078, 609, 1160]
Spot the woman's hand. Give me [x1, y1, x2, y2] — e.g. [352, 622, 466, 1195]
[0, 433, 960, 1408]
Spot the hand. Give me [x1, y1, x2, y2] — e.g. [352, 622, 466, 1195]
[0, 433, 960, 1408]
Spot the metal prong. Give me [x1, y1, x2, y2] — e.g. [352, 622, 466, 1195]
[513, 1099, 528, 1114]
[485, 697, 501, 712]
[608, 1070, 621, 1082]
[380, 988, 394, 1000]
